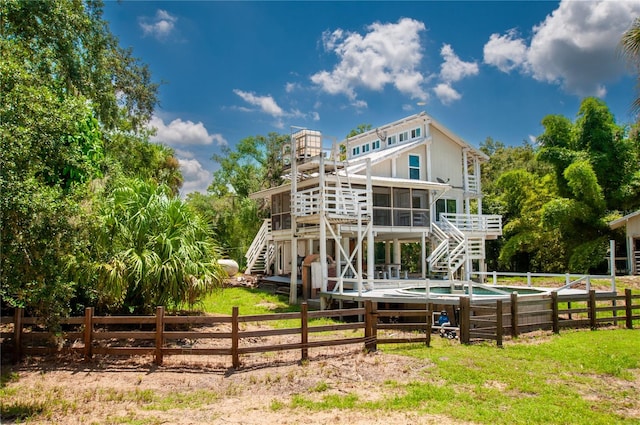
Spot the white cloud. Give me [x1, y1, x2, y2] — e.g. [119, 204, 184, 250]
[483, 0, 640, 96]
[233, 89, 284, 117]
[483, 29, 528, 73]
[311, 18, 428, 102]
[149, 116, 227, 147]
[285, 82, 299, 93]
[139, 9, 177, 41]
[433, 83, 461, 105]
[439, 44, 479, 83]
[178, 158, 212, 196]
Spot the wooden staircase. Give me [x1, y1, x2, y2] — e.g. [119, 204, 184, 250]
[245, 219, 274, 275]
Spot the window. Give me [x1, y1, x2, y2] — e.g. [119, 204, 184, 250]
[399, 131, 408, 142]
[372, 139, 380, 150]
[271, 193, 291, 230]
[436, 198, 457, 221]
[409, 154, 420, 180]
[352, 146, 360, 156]
[372, 187, 430, 227]
[387, 135, 396, 145]
[411, 128, 421, 138]
[362, 143, 370, 153]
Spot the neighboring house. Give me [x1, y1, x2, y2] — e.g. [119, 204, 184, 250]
[245, 112, 502, 304]
[609, 210, 640, 275]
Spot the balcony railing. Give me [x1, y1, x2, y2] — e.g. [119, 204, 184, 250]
[440, 213, 502, 236]
[293, 187, 369, 218]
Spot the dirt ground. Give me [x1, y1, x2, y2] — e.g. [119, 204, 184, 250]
[4, 346, 464, 425]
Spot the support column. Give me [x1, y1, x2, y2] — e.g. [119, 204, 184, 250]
[319, 156, 327, 293]
[384, 241, 391, 265]
[290, 134, 298, 304]
[421, 231, 427, 279]
[366, 159, 374, 290]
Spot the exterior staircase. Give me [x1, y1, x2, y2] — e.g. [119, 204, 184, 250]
[427, 214, 500, 279]
[245, 219, 274, 275]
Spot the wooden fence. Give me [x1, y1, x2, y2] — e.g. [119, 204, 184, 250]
[2, 289, 638, 366]
[1, 302, 433, 367]
[463, 289, 640, 346]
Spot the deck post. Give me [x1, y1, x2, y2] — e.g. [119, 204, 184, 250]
[459, 297, 470, 344]
[301, 303, 309, 362]
[510, 292, 519, 338]
[155, 306, 165, 365]
[496, 300, 503, 347]
[551, 291, 559, 334]
[589, 290, 597, 330]
[625, 289, 633, 330]
[83, 307, 94, 362]
[13, 307, 23, 364]
[232, 306, 240, 368]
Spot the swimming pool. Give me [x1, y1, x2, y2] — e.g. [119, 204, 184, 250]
[396, 285, 551, 297]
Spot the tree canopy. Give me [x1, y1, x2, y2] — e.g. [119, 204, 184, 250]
[1, 0, 220, 321]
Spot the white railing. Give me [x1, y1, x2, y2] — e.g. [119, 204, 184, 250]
[293, 187, 369, 217]
[467, 175, 479, 194]
[466, 237, 485, 259]
[427, 223, 450, 272]
[473, 271, 616, 293]
[440, 213, 502, 235]
[245, 219, 271, 274]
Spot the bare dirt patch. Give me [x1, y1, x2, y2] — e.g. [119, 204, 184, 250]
[3, 347, 463, 425]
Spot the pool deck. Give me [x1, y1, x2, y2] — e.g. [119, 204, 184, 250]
[320, 279, 596, 306]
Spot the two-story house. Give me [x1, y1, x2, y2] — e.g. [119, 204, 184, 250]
[245, 112, 502, 305]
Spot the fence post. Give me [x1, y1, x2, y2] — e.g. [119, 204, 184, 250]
[155, 306, 164, 366]
[372, 302, 378, 352]
[13, 307, 23, 364]
[459, 297, 470, 344]
[551, 291, 559, 334]
[301, 302, 308, 362]
[496, 300, 503, 347]
[84, 307, 94, 362]
[510, 292, 518, 338]
[231, 306, 240, 369]
[625, 289, 633, 330]
[426, 303, 433, 347]
[364, 301, 372, 351]
[589, 290, 597, 330]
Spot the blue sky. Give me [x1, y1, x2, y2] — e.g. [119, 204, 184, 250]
[103, 1, 640, 195]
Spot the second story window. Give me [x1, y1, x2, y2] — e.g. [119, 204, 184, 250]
[399, 131, 408, 142]
[409, 154, 420, 180]
[372, 139, 380, 150]
[387, 135, 396, 145]
[411, 128, 421, 138]
[352, 146, 360, 156]
[362, 143, 370, 153]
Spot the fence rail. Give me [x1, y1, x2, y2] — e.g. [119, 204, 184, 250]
[2, 289, 638, 366]
[2, 302, 434, 367]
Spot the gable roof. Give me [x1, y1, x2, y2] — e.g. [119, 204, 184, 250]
[609, 210, 640, 230]
[341, 138, 425, 175]
[342, 111, 489, 162]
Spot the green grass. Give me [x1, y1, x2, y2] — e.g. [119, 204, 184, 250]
[288, 329, 640, 424]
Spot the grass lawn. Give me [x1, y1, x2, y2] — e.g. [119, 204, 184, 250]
[290, 329, 640, 424]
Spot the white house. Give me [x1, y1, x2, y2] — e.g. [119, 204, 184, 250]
[245, 112, 502, 305]
[609, 210, 640, 275]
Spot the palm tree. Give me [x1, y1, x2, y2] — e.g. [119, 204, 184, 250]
[621, 17, 640, 117]
[95, 178, 224, 313]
